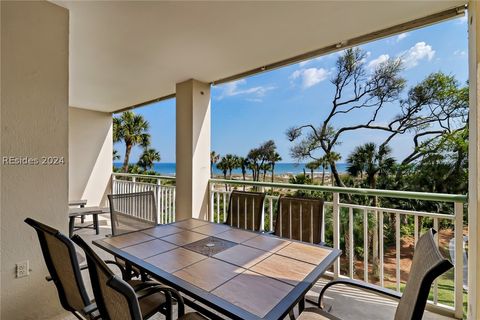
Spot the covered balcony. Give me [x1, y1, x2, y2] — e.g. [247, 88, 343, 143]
[1, 1, 479, 320]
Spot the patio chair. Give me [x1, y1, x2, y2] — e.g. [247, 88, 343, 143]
[226, 190, 266, 231]
[274, 196, 324, 244]
[298, 229, 453, 320]
[25, 218, 166, 320]
[25, 217, 99, 319]
[108, 191, 158, 280]
[73, 234, 206, 320]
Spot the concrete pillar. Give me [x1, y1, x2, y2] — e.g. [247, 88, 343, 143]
[1, 1, 69, 319]
[69, 107, 113, 206]
[468, 2, 479, 319]
[175, 79, 211, 221]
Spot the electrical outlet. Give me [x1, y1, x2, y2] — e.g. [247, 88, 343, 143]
[16, 260, 29, 278]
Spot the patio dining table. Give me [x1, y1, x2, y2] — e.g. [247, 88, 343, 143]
[93, 218, 341, 320]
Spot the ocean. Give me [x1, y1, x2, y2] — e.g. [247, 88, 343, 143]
[113, 162, 348, 176]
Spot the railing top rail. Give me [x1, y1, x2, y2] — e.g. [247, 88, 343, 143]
[112, 173, 176, 180]
[210, 178, 468, 203]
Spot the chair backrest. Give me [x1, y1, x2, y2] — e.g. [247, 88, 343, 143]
[24, 218, 90, 313]
[226, 190, 266, 231]
[273, 196, 324, 244]
[72, 234, 143, 320]
[108, 191, 158, 236]
[394, 229, 453, 320]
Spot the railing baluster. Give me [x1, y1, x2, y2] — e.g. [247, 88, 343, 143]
[379, 210, 384, 287]
[349, 207, 354, 279]
[433, 217, 439, 304]
[269, 197, 274, 232]
[363, 208, 368, 283]
[454, 202, 463, 319]
[333, 192, 340, 278]
[396, 212, 400, 292]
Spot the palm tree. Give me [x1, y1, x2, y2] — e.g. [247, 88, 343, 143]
[224, 154, 239, 180]
[347, 143, 395, 190]
[210, 151, 220, 177]
[237, 157, 248, 190]
[305, 161, 320, 183]
[318, 155, 330, 185]
[216, 157, 229, 190]
[137, 148, 161, 172]
[114, 111, 151, 172]
[269, 152, 282, 182]
[260, 163, 271, 181]
[346, 142, 395, 277]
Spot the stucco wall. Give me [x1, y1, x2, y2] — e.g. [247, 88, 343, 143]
[69, 107, 112, 206]
[1, 1, 69, 319]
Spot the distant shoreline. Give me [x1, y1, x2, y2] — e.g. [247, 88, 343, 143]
[113, 162, 348, 176]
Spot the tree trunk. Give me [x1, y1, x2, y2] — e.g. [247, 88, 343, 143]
[123, 143, 132, 172]
[271, 165, 275, 183]
[330, 162, 345, 187]
[310, 169, 314, 183]
[322, 167, 326, 185]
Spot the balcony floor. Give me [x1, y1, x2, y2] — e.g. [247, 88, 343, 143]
[57, 215, 455, 320]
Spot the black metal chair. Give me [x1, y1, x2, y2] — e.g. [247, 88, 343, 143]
[273, 196, 324, 244]
[108, 191, 158, 280]
[73, 234, 206, 320]
[298, 229, 453, 320]
[225, 190, 266, 231]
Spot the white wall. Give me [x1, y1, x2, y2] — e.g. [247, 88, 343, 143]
[1, 1, 69, 319]
[69, 107, 112, 206]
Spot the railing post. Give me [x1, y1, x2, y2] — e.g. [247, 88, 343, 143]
[333, 192, 340, 278]
[111, 174, 116, 194]
[156, 179, 162, 224]
[131, 176, 136, 193]
[209, 182, 214, 222]
[454, 201, 464, 319]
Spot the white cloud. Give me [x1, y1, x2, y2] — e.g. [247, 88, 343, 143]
[456, 15, 467, 24]
[396, 33, 408, 42]
[290, 67, 330, 88]
[454, 49, 466, 57]
[298, 56, 323, 67]
[367, 54, 390, 70]
[401, 42, 435, 69]
[216, 79, 275, 101]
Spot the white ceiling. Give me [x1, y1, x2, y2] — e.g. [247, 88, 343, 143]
[53, 1, 466, 112]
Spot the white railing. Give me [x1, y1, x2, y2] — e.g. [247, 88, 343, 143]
[109, 173, 467, 318]
[111, 173, 176, 224]
[209, 179, 467, 319]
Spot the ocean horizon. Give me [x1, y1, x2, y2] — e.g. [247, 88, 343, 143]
[113, 162, 348, 176]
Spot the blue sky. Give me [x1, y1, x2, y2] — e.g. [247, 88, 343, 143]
[115, 16, 468, 164]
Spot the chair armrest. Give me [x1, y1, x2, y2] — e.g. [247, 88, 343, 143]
[318, 278, 402, 308]
[104, 260, 128, 280]
[131, 280, 161, 292]
[82, 302, 98, 315]
[136, 285, 186, 316]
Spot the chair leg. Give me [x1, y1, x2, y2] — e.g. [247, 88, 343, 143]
[93, 214, 99, 235]
[69, 217, 75, 238]
[289, 309, 296, 320]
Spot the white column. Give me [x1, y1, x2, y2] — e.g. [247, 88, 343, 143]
[1, 1, 69, 319]
[175, 79, 211, 220]
[69, 107, 113, 206]
[468, 2, 480, 319]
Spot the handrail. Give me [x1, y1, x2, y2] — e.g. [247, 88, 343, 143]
[210, 178, 468, 203]
[112, 172, 176, 180]
[111, 173, 468, 203]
